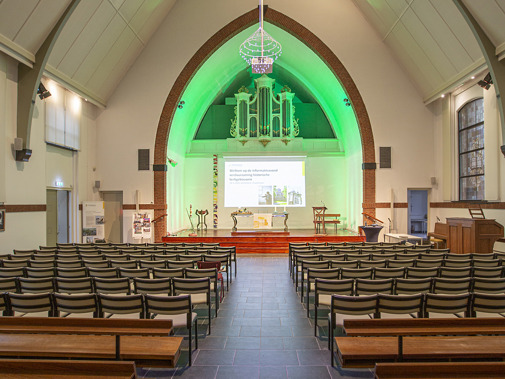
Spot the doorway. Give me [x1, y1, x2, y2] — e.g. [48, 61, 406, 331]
[102, 191, 123, 243]
[46, 189, 70, 245]
[408, 189, 428, 238]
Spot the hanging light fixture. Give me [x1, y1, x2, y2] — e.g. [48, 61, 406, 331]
[239, 0, 282, 74]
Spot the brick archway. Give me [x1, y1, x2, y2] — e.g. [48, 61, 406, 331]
[153, 7, 376, 241]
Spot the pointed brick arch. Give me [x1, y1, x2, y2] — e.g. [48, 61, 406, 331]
[153, 7, 376, 241]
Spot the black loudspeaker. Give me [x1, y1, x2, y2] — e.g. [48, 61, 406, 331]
[15, 149, 32, 162]
[379, 147, 391, 168]
[138, 149, 150, 170]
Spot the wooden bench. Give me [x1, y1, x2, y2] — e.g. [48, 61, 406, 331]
[374, 362, 505, 379]
[336, 335, 505, 368]
[0, 359, 137, 378]
[0, 317, 182, 367]
[334, 317, 505, 367]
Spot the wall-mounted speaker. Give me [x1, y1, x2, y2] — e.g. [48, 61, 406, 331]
[138, 149, 150, 171]
[379, 147, 391, 168]
[95, 181, 101, 189]
[15, 149, 32, 162]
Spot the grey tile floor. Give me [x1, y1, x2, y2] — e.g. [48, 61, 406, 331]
[138, 255, 374, 379]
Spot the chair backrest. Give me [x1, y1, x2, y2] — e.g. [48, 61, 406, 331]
[172, 277, 211, 299]
[395, 278, 432, 295]
[166, 260, 195, 269]
[0, 277, 19, 293]
[307, 268, 340, 282]
[139, 260, 166, 270]
[444, 259, 472, 268]
[432, 277, 472, 294]
[109, 260, 137, 269]
[439, 266, 472, 279]
[473, 259, 501, 267]
[443, 253, 471, 260]
[145, 294, 191, 322]
[83, 259, 109, 269]
[360, 260, 387, 269]
[471, 293, 505, 316]
[374, 267, 405, 279]
[406, 267, 439, 279]
[133, 277, 172, 295]
[331, 260, 359, 269]
[26, 267, 56, 279]
[2, 259, 29, 268]
[118, 268, 150, 279]
[153, 267, 185, 279]
[416, 259, 443, 268]
[312, 206, 326, 222]
[355, 278, 394, 295]
[53, 293, 98, 317]
[55, 277, 94, 294]
[88, 267, 118, 279]
[93, 277, 131, 294]
[19, 277, 55, 293]
[472, 277, 505, 293]
[28, 259, 55, 268]
[387, 259, 415, 268]
[7, 292, 54, 316]
[0, 267, 26, 278]
[340, 267, 373, 280]
[196, 261, 220, 270]
[98, 293, 145, 318]
[424, 293, 471, 317]
[330, 294, 378, 327]
[56, 267, 88, 279]
[377, 293, 424, 318]
[314, 278, 354, 297]
[55, 260, 82, 269]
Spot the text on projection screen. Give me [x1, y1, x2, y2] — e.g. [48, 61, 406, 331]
[224, 159, 305, 208]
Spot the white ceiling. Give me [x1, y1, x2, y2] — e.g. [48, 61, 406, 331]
[352, 0, 505, 102]
[0, 0, 503, 106]
[0, 0, 176, 106]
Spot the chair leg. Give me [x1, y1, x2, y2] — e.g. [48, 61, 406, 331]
[208, 302, 212, 335]
[329, 317, 334, 367]
[195, 318, 198, 349]
[188, 324, 192, 366]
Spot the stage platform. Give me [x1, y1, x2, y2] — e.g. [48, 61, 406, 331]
[162, 229, 365, 254]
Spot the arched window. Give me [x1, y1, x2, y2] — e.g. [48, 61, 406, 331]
[458, 98, 484, 200]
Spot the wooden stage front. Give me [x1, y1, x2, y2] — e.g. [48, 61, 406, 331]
[162, 229, 364, 254]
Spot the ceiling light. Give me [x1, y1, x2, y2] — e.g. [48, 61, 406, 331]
[239, 0, 282, 74]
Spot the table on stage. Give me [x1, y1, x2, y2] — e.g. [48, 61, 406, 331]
[231, 212, 289, 232]
[384, 233, 423, 245]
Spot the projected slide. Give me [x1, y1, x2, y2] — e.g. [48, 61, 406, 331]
[225, 159, 305, 208]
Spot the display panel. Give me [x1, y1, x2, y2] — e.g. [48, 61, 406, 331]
[224, 157, 305, 208]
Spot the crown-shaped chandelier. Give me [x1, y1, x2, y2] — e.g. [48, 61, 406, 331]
[239, 0, 282, 74]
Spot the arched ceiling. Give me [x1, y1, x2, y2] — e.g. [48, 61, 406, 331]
[0, 0, 504, 106]
[167, 22, 361, 158]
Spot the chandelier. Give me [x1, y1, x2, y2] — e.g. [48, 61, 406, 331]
[239, 0, 282, 74]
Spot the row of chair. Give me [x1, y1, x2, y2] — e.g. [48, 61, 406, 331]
[8, 249, 237, 278]
[295, 264, 504, 292]
[51, 242, 220, 248]
[0, 291, 204, 366]
[326, 292, 505, 360]
[290, 242, 408, 248]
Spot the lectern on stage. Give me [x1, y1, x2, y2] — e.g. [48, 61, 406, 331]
[360, 213, 384, 242]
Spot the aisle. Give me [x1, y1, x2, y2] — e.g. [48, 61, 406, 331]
[140, 255, 373, 379]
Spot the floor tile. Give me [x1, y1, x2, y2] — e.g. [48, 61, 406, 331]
[216, 366, 260, 379]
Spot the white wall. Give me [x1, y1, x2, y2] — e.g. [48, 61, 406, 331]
[0, 50, 98, 251]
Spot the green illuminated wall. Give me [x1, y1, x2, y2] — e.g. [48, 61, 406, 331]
[167, 22, 363, 231]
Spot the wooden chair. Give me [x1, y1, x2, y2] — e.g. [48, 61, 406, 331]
[312, 206, 327, 234]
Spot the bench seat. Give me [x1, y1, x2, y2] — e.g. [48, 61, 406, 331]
[374, 362, 505, 379]
[336, 335, 505, 368]
[0, 359, 137, 379]
[0, 334, 182, 367]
